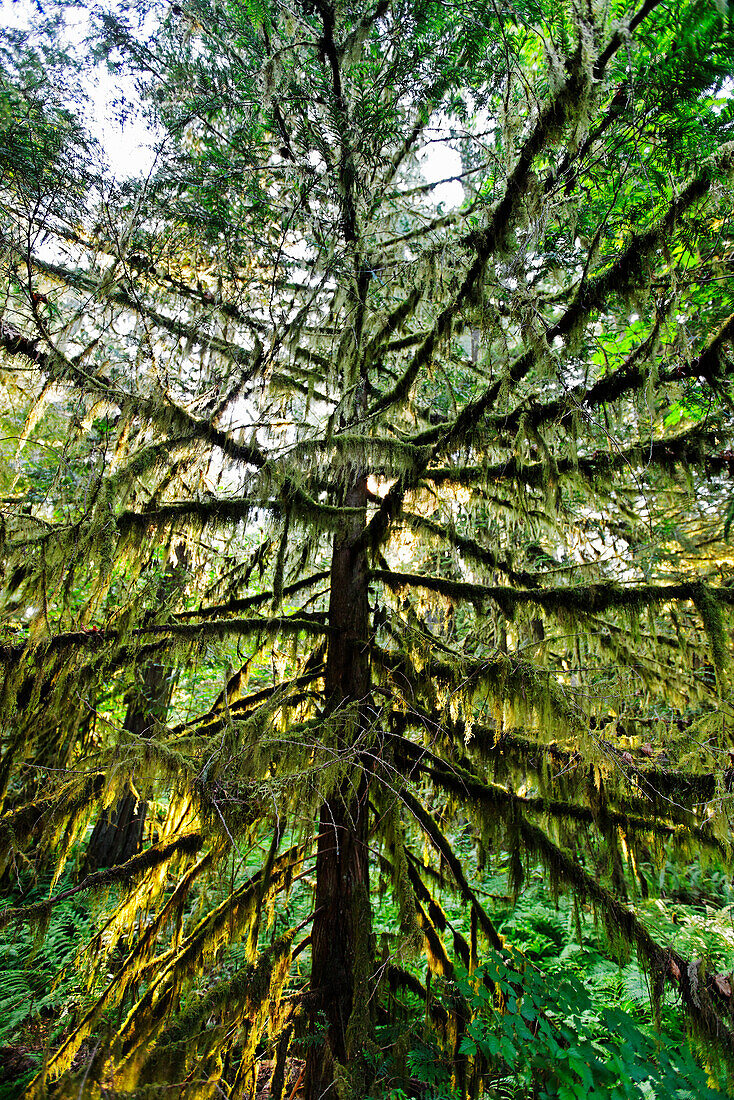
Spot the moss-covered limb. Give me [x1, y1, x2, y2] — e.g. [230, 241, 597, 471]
[423, 423, 723, 493]
[465, 722, 576, 766]
[0, 832, 203, 929]
[109, 844, 306, 1068]
[286, 433, 431, 478]
[0, 323, 55, 370]
[542, 59, 641, 201]
[0, 615, 322, 692]
[368, 50, 596, 423]
[268, 368, 331, 406]
[518, 816, 734, 1057]
[385, 964, 449, 1027]
[364, 286, 424, 363]
[16, 249, 258, 368]
[385, 330, 429, 352]
[116, 497, 255, 535]
[546, 145, 734, 347]
[125, 259, 268, 335]
[667, 310, 734, 390]
[633, 767, 718, 810]
[413, 895, 455, 978]
[402, 852, 460, 921]
[0, 646, 168, 729]
[375, 567, 488, 609]
[595, 0, 664, 74]
[396, 736, 728, 859]
[374, 569, 734, 622]
[399, 849, 448, 936]
[380, 208, 472, 252]
[174, 571, 330, 621]
[117, 483, 365, 539]
[467, 725, 719, 816]
[398, 512, 539, 587]
[170, 653, 326, 739]
[488, 310, 734, 443]
[406, 160, 734, 472]
[691, 582, 730, 686]
[106, 437, 200, 493]
[136, 932, 295, 1087]
[0, 220, 244, 332]
[399, 787, 504, 952]
[0, 321, 272, 488]
[137, 613, 331, 642]
[375, 796, 422, 947]
[0, 772, 106, 867]
[294, 345, 331, 373]
[400, 849, 476, 971]
[390, 702, 577, 778]
[373, 643, 581, 741]
[38, 848, 219, 1087]
[356, 325, 562, 541]
[0, 315, 267, 487]
[393, 706, 720, 825]
[29, 843, 306, 1093]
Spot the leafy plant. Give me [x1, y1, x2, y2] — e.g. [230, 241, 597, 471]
[374, 955, 724, 1100]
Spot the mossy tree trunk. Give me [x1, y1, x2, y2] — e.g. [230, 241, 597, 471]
[85, 656, 173, 871]
[86, 551, 187, 871]
[306, 473, 374, 1100]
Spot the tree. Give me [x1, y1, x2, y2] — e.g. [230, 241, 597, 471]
[2, 0, 734, 1096]
[84, 555, 185, 872]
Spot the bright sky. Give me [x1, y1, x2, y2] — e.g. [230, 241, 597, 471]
[1, 0, 463, 201]
[2, 0, 159, 178]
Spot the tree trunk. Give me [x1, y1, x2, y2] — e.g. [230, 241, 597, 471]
[85, 656, 171, 871]
[86, 550, 188, 872]
[306, 476, 374, 1100]
[85, 783, 147, 870]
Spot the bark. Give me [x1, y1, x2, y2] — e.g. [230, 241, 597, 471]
[86, 786, 146, 871]
[305, 475, 374, 1100]
[86, 551, 188, 871]
[85, 656, 172, 871]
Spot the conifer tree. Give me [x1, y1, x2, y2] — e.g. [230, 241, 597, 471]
[2, 0, 734, 1096]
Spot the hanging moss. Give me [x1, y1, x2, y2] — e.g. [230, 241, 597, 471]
[518, 816, 734, 1059]
[137, 932, 294, 1088]
[379, 797, 422, 950]
[4, 4, 734, 1093]
[39, 849, 219, 1087]
[0, 831, 203, 929]
[400, 788, 504, 951]
[692, 582, 730, 688]
[27, 845, 304, 1095]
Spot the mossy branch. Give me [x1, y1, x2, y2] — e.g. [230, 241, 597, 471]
[37, 848, 219, 1086]
[0, 772, 105, 867]
[399, 787, 504, 951]
[424, 424, 723, 492]
[490, 311, 734, 440]
[399, 512, 539, 587]
[374, 569, 734, 625]
[174, 571, 330, 621]
[368, 55, 594, 420]
[0, 832, 203, 929]
[393, 734, 728, 860]
[518, 817, 734, 1057]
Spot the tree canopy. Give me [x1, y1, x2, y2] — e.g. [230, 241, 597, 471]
[3, 0, 734, 1096]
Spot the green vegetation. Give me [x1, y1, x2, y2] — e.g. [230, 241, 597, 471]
[2, 0, 734, 1095]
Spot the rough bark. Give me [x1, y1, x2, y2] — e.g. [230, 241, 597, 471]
[85, 656, 172, 871]
[306, 474, 373, 1100]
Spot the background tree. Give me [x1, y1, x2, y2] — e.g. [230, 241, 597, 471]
[2, 0, 734, 1097]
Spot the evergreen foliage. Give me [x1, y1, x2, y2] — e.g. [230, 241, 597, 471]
[2, 0, 734, 1095]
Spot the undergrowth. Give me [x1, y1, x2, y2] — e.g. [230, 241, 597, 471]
[1, 836, 734, 1098]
